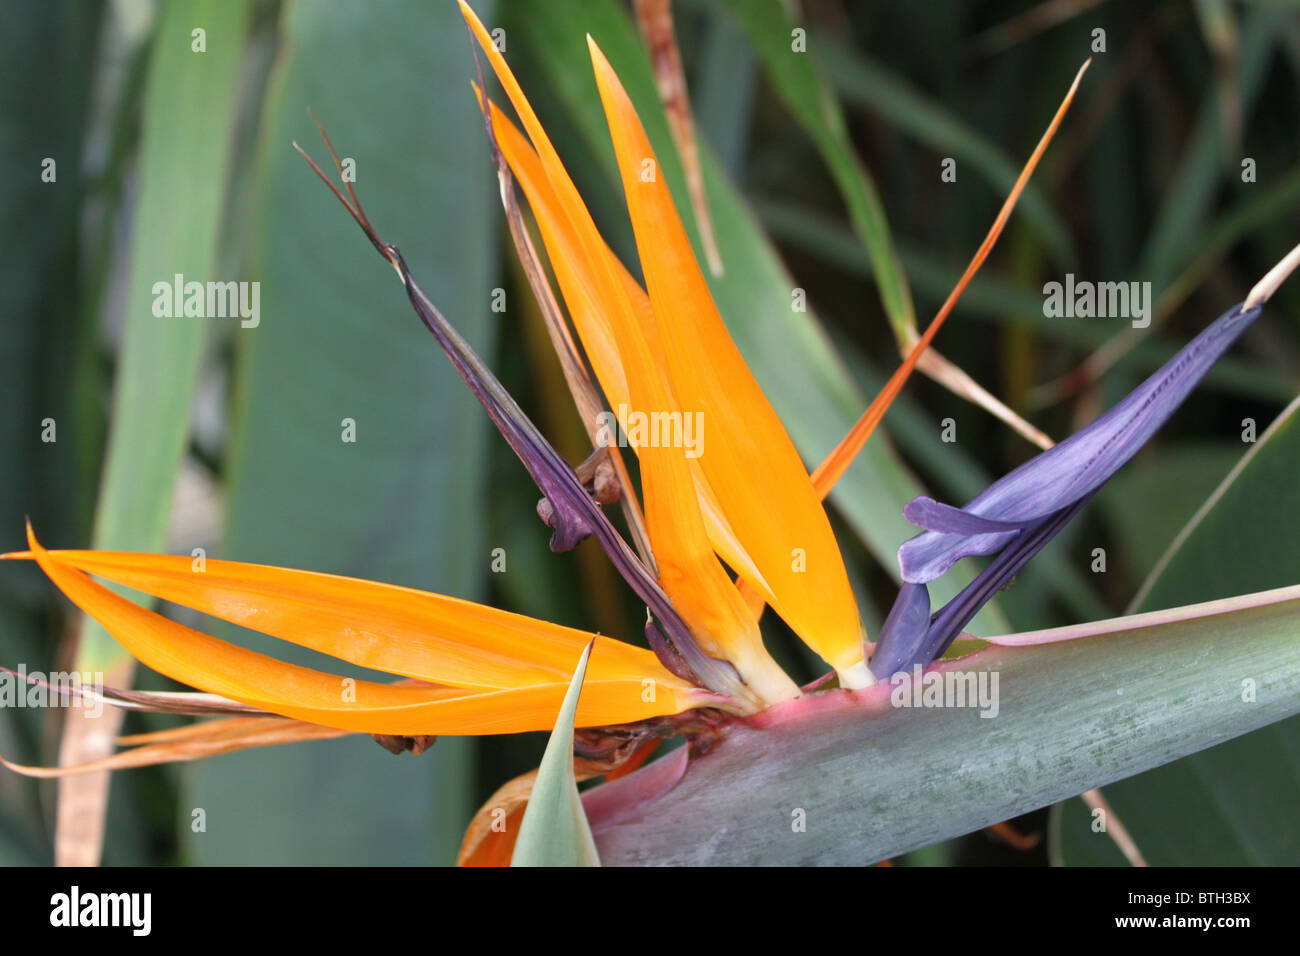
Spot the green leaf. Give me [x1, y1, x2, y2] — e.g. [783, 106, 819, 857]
[180, 0, 497, 866]
[692, 9, 757, 180]
[80, 0, 249, 671]
[1053, 395, 1300, 865]
[82, 0, 249, 868]
[1051, 720, 1300, 865]
[511, 0, 1006, 635]
[511, 641, 600, 867]
[1135, 395, 1300, 609]
[591, 586, 1300, 865]
[716, 0, 917, 342]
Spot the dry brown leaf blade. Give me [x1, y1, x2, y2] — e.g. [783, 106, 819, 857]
[4, 715, 350, 779]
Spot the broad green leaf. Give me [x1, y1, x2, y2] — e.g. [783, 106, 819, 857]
[1051, 720, 1300, 865]
[512, 642, 600, 867]
[591, 586, 1300, 865]
[1135, 395, 1300, 609]
[181, 0, 496, 866]
[82, 0, 249, 672]
[78, 0, 249, 868]
[692, 8, 757, 180]
[511, 0, 1007, 636]
[1053, 395, 1300, 865]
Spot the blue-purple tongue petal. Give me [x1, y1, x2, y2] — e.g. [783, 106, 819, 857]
[875, 494, 1092, 675]
[903, 497, 1034, 535]
[920, 494, 1091, 665]
[899, 301, 1263, 584]
[868, 582, 933, 680]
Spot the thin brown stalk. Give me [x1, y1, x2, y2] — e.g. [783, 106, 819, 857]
[634, 0, 724, 276]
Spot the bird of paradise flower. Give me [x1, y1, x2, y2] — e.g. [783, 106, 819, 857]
[3, 3, 1296, 866]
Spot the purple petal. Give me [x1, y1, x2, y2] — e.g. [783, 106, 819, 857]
[867, 582, 932, 680]
[920, 494, 1092, 664]
[899, 528, 1019, 583]
[876, 494, 1093, 675]
[900, 300, 1262, 583]
[903, 497, 1033, 534]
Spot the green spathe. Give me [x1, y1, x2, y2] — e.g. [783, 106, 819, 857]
[590, 586, 1300, 864]
[511, 642, 601, 867]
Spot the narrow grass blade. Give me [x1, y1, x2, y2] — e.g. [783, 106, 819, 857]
[813, 36, 1074, 266]
[722, 0, 1071, 449]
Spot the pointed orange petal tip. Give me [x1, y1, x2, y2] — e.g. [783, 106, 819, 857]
[586, 34, 607, 71]
[587, 28, 865, 684]
[458, 1, 490, 44]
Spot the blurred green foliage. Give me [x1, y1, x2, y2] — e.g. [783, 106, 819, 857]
[1, 0, 1297, 865]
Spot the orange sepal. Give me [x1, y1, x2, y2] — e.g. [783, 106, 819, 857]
[588, 39, 867, 685]
[483, 93, 770, 596]
[10, 546, 678, 692]
[461, 6, 795, 701]
[18, 531, 710, 736]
